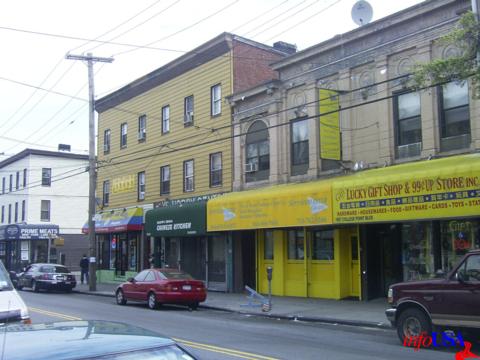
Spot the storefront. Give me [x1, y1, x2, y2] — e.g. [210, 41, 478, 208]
[332, 153, 480, 299]
[82, 207, 143, 282]
[207, 180, 361, 299]
[0, 224, 59, 271]
[145, 201, 230, 291]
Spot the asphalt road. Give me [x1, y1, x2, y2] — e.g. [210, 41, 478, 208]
[19, 290, 467, 360]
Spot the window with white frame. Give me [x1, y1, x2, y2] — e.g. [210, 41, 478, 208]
[209, 152, 222, 187]
[183, 160, 194, 192]
[291, 118, 309, 175]
[184, 95, 194, 126]
[103, 180, 110, 206]
[42, 168, 51, 186]
[40, 200, 50, 222]
[14, 202, 18, 223]
[1, 206, 4, 223]
[104, 129, 111, 153]
[138, 115, 146, 141]
[8, 204, 11, 224]
[211, 84, 221, 116]
[162, 105, 170, 134]
[138, 171, 145, 201]
[160, 165, 170, 195]
[394, 91, 422, 147]
[23, 169, 27, 188]
[2, 177, 5, 194]
[15, 172, 19, 190]
[120, 123, 128, 148]
[21, 200, 25, 222]
[9, 174, 12, 192]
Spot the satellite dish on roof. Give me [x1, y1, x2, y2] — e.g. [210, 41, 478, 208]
[351, 0, 373, 26]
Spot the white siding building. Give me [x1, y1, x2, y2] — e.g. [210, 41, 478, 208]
[0, 149, 89, 271]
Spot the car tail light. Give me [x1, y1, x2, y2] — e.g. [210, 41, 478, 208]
[22, 318, 32, 324]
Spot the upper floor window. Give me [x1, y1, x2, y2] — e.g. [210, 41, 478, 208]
[42, 168, 52, 186]
[14, 202, 18, 223]
[120, 123, 128, 148]
[211, 84, 222, 116]
[15, 171, 19, 190]
[2, 177, 5, 194]
[183, 160, 194, 192]
[291, 118, 309, 174]
[8, 204, 11, 224]
[394, 91, 421, 158]
[210, 152, 222, 187]
[138, 115, 146, 141]
[1, 206, 4, 223]
[21, 200, 25, 222]
[162, 106, 170, 134]
[9, 174, 12, 192]
[160, 165, 170, 195]
[104, 129, 111, 153]
[103, 180, 110, 206]
[23, 169, 27, 188]
[137, 171, 145, 201]
[246, 121, 269, 182]
[184, 95, 194, 126]
[439, 82, 470, 151]
[40, 200, 50, 222]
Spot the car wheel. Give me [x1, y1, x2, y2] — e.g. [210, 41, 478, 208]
[397, 308, 431, 344]
[148, 292, 158, 310]
[32, 280, 40, 293]
[189, 302, 199, 310]
[116, 289, 127, 305]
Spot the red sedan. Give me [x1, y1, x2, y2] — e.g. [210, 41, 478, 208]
[115, 268, 207, 310]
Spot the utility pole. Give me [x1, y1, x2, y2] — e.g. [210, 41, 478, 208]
[66, 53, 113, 291]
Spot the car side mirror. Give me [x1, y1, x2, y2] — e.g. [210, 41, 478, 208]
[127, 277, 135, 283]
[455, 271, 466, 283]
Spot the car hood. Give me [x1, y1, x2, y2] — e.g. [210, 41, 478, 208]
[391, 278, 445, 290]
[0, 288, 29, 322]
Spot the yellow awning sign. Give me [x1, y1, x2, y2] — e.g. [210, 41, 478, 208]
[207, 181, 332, 231]
[333, 154, 480, 223]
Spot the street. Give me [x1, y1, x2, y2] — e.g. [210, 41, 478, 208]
[18, 290, 461, 360]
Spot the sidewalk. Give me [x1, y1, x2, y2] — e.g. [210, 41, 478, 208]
[74, 282, 392, 329]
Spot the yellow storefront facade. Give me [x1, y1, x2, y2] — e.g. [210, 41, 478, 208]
[208, 154, 480, 300]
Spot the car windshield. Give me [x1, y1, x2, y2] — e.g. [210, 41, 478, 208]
[0, 260, 14, 291]
[39, 266, 70, 274]
[96, 345, 195, 359]
[159, 271, 193, 280]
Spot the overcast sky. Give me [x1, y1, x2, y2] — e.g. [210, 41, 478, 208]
[0, 0, 423, 158]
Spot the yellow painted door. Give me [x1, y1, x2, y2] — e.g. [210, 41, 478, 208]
[350, 234, 360, 297]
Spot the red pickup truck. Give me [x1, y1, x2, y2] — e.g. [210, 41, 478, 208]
[386, 249, 480, 343]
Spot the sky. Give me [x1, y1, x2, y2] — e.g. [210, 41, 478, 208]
[0, 0, 424, 158]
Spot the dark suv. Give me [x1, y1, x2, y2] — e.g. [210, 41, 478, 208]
[386, 249, 480, 343]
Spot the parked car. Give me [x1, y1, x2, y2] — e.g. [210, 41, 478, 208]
[16, 263, 76, 292]
[386, 249, 480, 343]
[116, 268, 207, 310]
[1, 320, 198, 360]
[0, 260, 30, 325]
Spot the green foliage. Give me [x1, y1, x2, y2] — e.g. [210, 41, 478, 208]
[411, 11, 480, 97]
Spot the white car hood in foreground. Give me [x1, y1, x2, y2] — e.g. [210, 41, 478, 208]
[0, 288, 29, 322]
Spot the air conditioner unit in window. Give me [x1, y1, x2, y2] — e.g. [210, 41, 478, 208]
[138, 129, 146, 140]
[184, 111, 194, 124]
[244, 163, 258, 173]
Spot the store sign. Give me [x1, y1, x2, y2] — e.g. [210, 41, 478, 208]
[0, 225, 59, 240]
[154, 193, 224, 208]
[333, 170, 480, 223]
[111, 175, 136, 194]
[319, 89, 341, 160]
[154, 220, 196, 235]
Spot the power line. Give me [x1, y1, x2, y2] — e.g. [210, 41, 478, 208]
[230, 0, 291, 33]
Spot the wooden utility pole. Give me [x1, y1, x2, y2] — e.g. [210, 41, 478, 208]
[66, 53, 113, 291]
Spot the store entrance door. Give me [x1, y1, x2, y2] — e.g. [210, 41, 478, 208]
[350, 234, 360, 298]
[207, 235, 226, 291]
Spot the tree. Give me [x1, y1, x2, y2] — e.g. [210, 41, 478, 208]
[411, 11, 480, 97]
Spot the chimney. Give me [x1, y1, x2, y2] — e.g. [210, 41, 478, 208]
[273, 41, 297, 55]
[58, 144, 71, 152]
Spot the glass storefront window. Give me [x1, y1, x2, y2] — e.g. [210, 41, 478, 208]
[441, 220, 480, 272]
[401, 222, 434, 281]
[312, 230, 334, 260]
[287, 230, 304, 260]
[128, 237, 137, 271]
[264, 230, 273, 260]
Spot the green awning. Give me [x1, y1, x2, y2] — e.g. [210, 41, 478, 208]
[145, 202, 206, 237]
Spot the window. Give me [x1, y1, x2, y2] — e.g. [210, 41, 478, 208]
[8, 204, 11, 224]
[312, 230, 334, 260]
[23, 169, 27, 188]
[162, 105, 170, 134]
[2, 177, 5, 194]
[183, 160, 194, 192]
[144, 271, 156, 282]
[211, 84, 222, 116]
[245, 121, 270, 182]
[14, 202, 18, 223]
[160, 166, 170, 195]
[42, 168, 51, 186]
[264, 230, 274, 260]
[137, 171, 145, 201]
[291, 119, 309, 171]
[1, 206, 4, 223]
[394, 91, 422, 146]
[439, 82, 470, 150]
[209, 152, 222, 187]
[120, 123, 128, 148]
[459, 255, 480, 282]
[287, 230, 304, 260]
[184, 95, 194, 126]
[103, 180, 110, 206]
[21, 200, 25, 222]
[41, 200, 50, 221]
[138, 115, 146, 141]
[9, 174, 12, 192]
[15, 171, 19, 190]
[103, 129, 111, 153]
